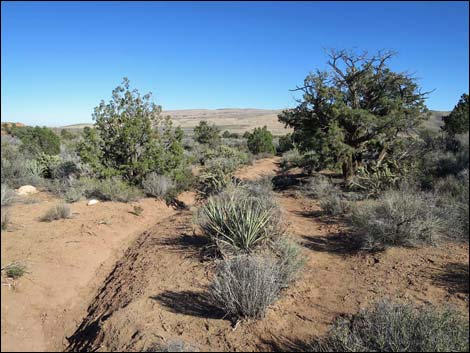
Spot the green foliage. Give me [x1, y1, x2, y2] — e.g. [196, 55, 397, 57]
[309, 300, 469, 352]
[278, 49, 429, 181]
[197, 185, 281, 254]
[60, 129, 75, 140]
[246, 126, 276, 155]
[194, 120, 221, 147]
[4, 263, 27, 279]
[10, 125, 60, 156]
[277, 133, 294, 154]
[77, 78, 185, 183]
[443, 93, 469, 135]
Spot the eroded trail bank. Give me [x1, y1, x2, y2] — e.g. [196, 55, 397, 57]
[1, 193, 193, 352]
[66, 158, 468, 352]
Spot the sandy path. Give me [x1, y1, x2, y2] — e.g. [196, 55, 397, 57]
[1, 192, 195, 352]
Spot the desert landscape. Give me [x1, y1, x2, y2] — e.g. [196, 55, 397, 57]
[2, 1, 469, 352]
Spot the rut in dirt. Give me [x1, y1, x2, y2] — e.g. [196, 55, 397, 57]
[65, 210, 198, 352]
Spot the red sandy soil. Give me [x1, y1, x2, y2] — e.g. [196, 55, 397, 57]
[1, 158, 468, 352]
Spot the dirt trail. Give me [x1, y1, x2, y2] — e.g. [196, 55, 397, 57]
[64, 157, 468, 352]
[1, 191, 196, 352]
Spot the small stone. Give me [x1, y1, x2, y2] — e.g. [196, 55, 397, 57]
[87, 199, 100, 206]
[16, 185, 38, 196]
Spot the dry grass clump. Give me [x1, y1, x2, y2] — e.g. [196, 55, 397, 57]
[41, 203, 72, 222]
[142, 173, 175, 199]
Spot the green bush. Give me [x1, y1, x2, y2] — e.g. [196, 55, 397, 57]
[320, 193, 352, 216]
[309, 300, 469, 352]
[352, 186, 444, 250]
[4, 263, 27, 279]
[209, 255, 281, 320]
[443, 93, 469, 135]
[246, 126, 276, 155]
[1, 141, 45, 187]
[197, 158, 236, 197]
[10, 125, 61, 156]
[77, 78, 186, 184]
[277, 133, 294, 154]
[194, 120, 221, 147]
[41, 203, 72, 222]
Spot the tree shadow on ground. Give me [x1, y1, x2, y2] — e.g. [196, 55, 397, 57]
[301, 232, 364, 256]
[150, 290, 226, 320]
[431, 262, 469, 296]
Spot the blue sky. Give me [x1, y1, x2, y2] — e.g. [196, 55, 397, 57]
[1, 1, 469, 126]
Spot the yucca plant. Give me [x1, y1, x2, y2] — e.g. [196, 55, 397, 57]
[198, 188, 277, 253]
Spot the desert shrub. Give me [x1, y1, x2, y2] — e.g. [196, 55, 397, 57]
[269, 237, 306, 288]
[352, 186, 444, 250]
[436, 170, 469, 241]
[194, 120, 220, 147]
[1, 208, 9, 230]
[280, 149, 302, 170]
[277, 133, 294, 154]
[80, 177, 143, 202]
[197, 185, 282, 254]
[209, 255, 281, 320]
[309, 300, 469, 352]
[1, 184, 15, 207]
[132, 205, 143, 216]
[142, 173, 175, 199]
[320, 193, 352, 216]
[4, 263, 27, 279]
[1, 143, 45, 187]
[63, 186, 84, 203]
[197, 158, 236, 197]
[10, 125, 60, 156]
[246, 126, 276, 155]
[222, 130, 239, 139]
[300, 175, 335, 199]
[41, 203, 72, 222]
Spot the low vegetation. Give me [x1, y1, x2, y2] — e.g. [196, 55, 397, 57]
[41, 203, 72, 222]
[308, 300, 469, 352]
[352, 186, 444, 250]
[3, 263, 28, 279]
[209, 255, 281, 320]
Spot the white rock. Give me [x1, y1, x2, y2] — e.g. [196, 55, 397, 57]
[87, 199, 100, 206]
[16, 185, 38, 196]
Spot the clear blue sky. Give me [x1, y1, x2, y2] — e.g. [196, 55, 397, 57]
[1, 1, 469, 126]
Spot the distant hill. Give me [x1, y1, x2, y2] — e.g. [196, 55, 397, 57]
[56, 108, 449, 135]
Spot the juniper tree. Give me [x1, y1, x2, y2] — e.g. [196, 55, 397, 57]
[443, 93, 469, 135]
[278, 49, 430, 181]
[78, 78, 184, 183]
